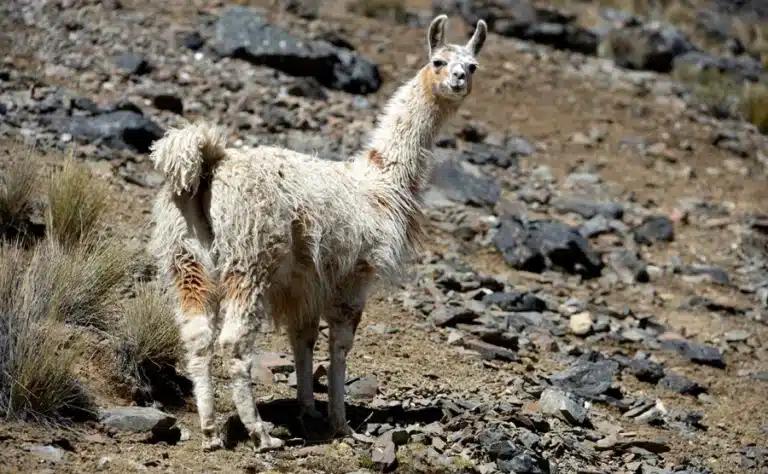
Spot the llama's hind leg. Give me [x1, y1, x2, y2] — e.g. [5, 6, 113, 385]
[287, 318, 321, 420]
[218, 272, 284, 451]
[172, 252, 222, 451]
[327, 305, 363, 437]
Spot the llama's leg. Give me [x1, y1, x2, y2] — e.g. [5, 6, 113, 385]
[172, 252, 222, 451]
[218, 273, 284, 451]
[327, 304, 363, 436]
[288, 319, 321, 419]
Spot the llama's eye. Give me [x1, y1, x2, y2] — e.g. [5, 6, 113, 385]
[432, 59, 446, 68]
[468, 64, 477, 74]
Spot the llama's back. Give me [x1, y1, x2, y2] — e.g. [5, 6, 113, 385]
[207, 146, 377, 284]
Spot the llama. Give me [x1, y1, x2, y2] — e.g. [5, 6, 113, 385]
[148, 14, 487, 452]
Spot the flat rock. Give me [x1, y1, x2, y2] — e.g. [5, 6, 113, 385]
[548, 358, 618, 399]
[660, 340, 726, 368]
[213, 6, 381, 94]
[100, 407, 176, 433]
[56, 109, 164, 154]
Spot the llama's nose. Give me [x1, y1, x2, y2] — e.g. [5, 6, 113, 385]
[452, 70, 466, 81]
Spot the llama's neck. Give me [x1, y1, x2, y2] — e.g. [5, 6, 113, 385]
[360, 67, 459, 195]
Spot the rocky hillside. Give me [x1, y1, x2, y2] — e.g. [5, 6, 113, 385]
[0, 0, 767, 473]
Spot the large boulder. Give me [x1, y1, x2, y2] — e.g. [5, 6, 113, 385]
[213, 6, 381, 95]
[598, 21, 696, 73]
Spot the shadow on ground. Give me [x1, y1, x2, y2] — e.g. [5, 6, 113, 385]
[222, 398, 444, 448]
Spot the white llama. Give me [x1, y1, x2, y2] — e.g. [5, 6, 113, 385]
[148, 14, 488, 452]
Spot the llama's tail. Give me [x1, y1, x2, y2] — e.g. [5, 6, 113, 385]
[149, 122, 228, 195]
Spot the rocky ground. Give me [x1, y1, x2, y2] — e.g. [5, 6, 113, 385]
[1, 0, 768, 473]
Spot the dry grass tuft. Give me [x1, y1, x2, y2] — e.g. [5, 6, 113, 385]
[742, 81, 768, 133]
[0, 243, 94, 423]
[117, 283, 181, 369]
[115, 283, 189, 406]
[45, 155, 108, 249]
[0, 143, 41, 244]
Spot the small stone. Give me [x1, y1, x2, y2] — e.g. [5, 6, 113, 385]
[724, 329, 750, 342]
[115, 52, 151, 76]
[538, 387, 588, 425]
[27, 445, 64, 463]
[346, 374, 379, 401]
[569, 311, 593, 336]
[371, 439, 397, 470]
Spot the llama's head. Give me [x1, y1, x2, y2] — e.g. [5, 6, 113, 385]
[423, 14, 487, 102]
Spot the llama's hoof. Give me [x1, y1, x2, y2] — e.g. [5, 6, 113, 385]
[202, 436, 224, 452]
[253, 434, 285, 452]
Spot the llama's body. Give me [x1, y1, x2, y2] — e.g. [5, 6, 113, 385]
[148, 15, 487, 451]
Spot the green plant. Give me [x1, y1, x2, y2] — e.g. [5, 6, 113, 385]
[347, 0, 407, 24]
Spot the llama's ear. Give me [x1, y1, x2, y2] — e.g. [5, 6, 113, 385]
[466, 20, 488, 57]
[427, 14, 448, 56]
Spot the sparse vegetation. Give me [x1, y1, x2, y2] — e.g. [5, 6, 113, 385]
[0, 146, 136, 423]
[0, 243, 93, 423]
[0, 144, 40, 244]
[742, 80, 768, 133]
[115, 282, 186, 405]
[45, 155, 109, 249]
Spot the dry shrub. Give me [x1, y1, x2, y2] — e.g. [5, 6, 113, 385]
[46, 156, 108, 248]
[117, 283, 181, 367]
[0, 143, 41, 243]
[115, 283, 190, 407]
[671, 61, 743, 114]
[0, 243, 93, 423]
[742, 81, 768, 133]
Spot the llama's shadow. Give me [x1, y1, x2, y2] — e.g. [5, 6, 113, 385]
[221, 398, 444, 448]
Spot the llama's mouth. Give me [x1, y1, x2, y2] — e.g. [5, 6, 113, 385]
[449, 84, 464, 93]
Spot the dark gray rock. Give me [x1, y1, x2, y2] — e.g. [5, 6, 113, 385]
[600, 22, 695, 73]
[213, 6, 381, 94]
[56, 109, 164, 153]
[608, 248, 649, 283]
[493, 217, 604, 278]
[483, 291, 547, 312]
[634, 215, 674, 245]
[429, 305, 480, 327]
[428, 154, 501, 207]
[552, 197, 624, 219]
[626, 358, 664, 383]
[497, 452, 551, 474]
[548, 357, 618, 399]
[658, 373, 706, 396]
[152, 94, 183, 115]
[460, 142, 519, 170]
[115, 52, 152, 76]
[180, 31, 204, 50]
[505, 136, 534, 156]
[660, 340, 726, 368]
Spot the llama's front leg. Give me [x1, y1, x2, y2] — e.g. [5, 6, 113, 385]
[172, 255, 223, 451]
[218, 275, 284, 452]
[327, 305, 362, 436]
[288, 320, 322, 420]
